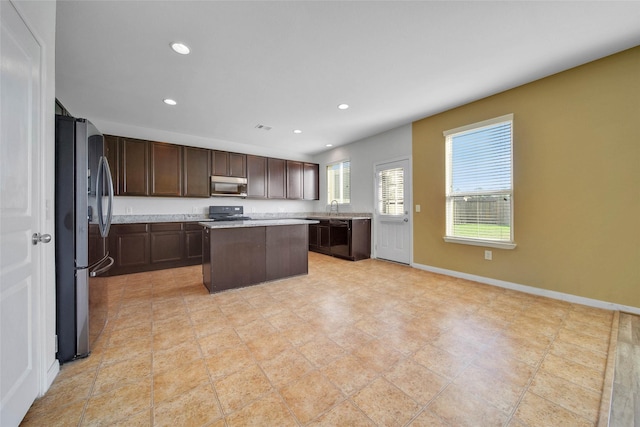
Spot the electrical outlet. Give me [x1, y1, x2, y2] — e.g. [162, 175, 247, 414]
[125, 207, 133, 214]
[484, 250, 492, 260]
[415, 204, 421, 213]
[192, 206, 199, 214]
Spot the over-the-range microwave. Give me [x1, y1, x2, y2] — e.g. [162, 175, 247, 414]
[210, 175, 248, 197]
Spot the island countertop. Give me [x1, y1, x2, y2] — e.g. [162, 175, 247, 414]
[198, 219, 319, 229]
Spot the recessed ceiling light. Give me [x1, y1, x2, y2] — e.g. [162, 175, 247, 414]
[337, 104, 349, 110]
[326, 144, 333, 147]
[293, 129, 302, 134]
[170, 42, 190, 55]
[163, 98, 177, 106]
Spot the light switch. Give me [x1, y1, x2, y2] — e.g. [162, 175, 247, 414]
[415, 204, 421, 213]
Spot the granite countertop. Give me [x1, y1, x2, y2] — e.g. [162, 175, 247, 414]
[112, 212, 372, 224]
[199, 219, 319, 229]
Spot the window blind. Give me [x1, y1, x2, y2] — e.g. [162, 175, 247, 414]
[445, 115, 513, 243]
[378, 167, 404, 215]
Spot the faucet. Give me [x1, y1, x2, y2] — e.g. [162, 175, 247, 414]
[330, 200, 339, 215]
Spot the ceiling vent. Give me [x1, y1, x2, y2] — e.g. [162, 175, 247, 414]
[254, 124, 272, 131]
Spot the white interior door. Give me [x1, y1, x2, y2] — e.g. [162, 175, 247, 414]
[374, 159, 411, 264]
[1, 2, 44, 425]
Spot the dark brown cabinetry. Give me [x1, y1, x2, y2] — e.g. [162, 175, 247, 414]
[202, 224, 309, 293]
[308, 218, 371, 261]
[105, 133, 319, 200]
[119, 138, 149, 196]
[268, 158, 286, 199]
[184, 223, 203, 260]
[183, 146, 211, 197]
[308, 220, 331, 255]
[246, 155, 267, 198]
[104, 135, 120, 195]
[150, 223, 183, 264]
[105, 222, 202, 275]
[303, 162, 319, 200]
[212, 151, 246, 178]
[109, 224, 150, 273]
[286, 160, 304, 200]
[150, 142, 182, 196]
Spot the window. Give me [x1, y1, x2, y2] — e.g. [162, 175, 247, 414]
[378, 167, 404, 215]
[444, 114, 516, 249]
[327, 160, 350, 204]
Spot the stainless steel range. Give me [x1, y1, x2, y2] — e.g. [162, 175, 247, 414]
[209, 205, 252, 221]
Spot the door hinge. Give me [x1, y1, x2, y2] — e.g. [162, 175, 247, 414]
[55, 335, 58, 352]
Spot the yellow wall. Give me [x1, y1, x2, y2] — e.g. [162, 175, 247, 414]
[412, 46, 640, 308]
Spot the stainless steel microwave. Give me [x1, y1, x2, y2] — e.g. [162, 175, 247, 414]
[210, 175, 248, 197]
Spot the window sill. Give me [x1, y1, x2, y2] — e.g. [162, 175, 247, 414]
[443, 236, 517, 250]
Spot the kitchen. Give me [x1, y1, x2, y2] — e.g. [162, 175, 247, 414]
[2, 1, 640, 426]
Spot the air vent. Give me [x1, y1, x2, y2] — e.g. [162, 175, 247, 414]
[254, 124, 272, 131]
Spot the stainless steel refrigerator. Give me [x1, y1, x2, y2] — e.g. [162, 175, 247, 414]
[55, 115, 114, 363]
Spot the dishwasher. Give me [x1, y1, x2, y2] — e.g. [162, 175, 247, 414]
[329, 219, 350, 258]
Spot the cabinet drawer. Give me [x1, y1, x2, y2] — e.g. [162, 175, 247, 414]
[112, 223, 148, 233]
[185, 222, 204, 231]
[150, 223, 183, 232]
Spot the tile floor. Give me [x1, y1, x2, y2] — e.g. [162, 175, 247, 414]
[22, 252, 616, 426]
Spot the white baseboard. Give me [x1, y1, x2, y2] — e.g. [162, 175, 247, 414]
[412, 262, 640, 315]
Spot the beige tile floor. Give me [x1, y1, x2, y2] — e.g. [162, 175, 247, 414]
[22, 252, 616, 426]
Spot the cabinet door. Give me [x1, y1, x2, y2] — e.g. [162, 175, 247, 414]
[286, 160, 304, 200]
[104, 135, 119, 195]
[119, 137, 148, 196]
[185, 223, 203, 260]
[246, 155, 267, 198]
[268, 157, 286, 199]
[150, 223, 184, 263]
[266, 225, 308, 280]
[150, 142, 182, 196]
[351, 219, 372, 261]
[183, 146, 211, 197]
[308, 224, 319, 249]
[110, 224, 150, 270]
[229, 153, 246, 178]
[211, 150, 229, 176]
[303, 163, 319, 200]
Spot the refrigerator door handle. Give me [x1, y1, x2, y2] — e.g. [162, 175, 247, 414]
[96, 156, 114, 237]
[89, 252, 114, 277]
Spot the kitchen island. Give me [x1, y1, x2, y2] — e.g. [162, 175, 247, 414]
[199, 219, 318, 293]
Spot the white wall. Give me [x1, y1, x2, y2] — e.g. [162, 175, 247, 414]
[11, 0, 58, 393]
[311, 124, 412, 213]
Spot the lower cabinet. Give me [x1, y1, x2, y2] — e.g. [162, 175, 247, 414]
[308, 218, 371, 261]
[105, 222, 202, 275]
[308, 220, 331, 255]
[202, 224, 309, 293]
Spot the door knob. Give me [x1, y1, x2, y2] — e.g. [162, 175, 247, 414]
[403, 218, 409, 222]
[32, 233, 52, 245]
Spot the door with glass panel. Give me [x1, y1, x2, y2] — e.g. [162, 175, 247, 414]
[374, 159, 411, 264]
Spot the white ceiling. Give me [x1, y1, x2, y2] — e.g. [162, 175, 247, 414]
[55, 1, 640, 157]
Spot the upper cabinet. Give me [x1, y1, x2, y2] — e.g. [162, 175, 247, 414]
[212, 150, 246, 178]
[267, 158, 286, 199]
[104, 135, 120, 195]
[106, 134, 319, 200]
[183, 146, 210, 198]
[119, 137, 149, 196]
[286, 160, 304, 200]
[150, 142, 182, 197]
[303, 162, 320, 200]
[246, 155, 267, 198]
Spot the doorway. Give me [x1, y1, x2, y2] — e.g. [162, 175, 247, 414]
[374, 158, 411, 264]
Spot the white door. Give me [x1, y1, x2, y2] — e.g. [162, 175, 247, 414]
[1, 2, 44, 425]
[374, 159, 411, 264]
